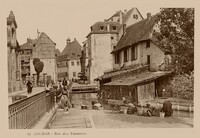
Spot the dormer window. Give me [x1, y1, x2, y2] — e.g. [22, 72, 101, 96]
[100, 26, 104, 31]
[133, 14, 138, 19]
[112, 26, 116, 30]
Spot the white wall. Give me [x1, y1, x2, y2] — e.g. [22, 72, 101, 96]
[89, 33, 118, 83]
[68, 59, 81, 81]
[125, 8, 143, 27]
[30, 58, 57, 82]
[140, 41, 165, 71]
[113, 41, 165, 71]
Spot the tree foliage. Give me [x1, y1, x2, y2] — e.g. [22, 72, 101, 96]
[33, 58, 44, 86]
[156, 8, 194, 74]
[33, 58, 40, 66]
[34, 61, 44, 74]
[170, 73, 194, 100]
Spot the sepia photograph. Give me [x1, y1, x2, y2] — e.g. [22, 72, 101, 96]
[0, 0, 199, 137]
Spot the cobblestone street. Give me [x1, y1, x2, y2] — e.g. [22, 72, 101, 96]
[49, 107, 193, 129]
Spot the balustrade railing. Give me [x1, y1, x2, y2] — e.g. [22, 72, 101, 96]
[8, 90, 56, 129]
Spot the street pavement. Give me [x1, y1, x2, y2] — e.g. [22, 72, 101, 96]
[8, 87, 45, 105]
[50, 108, 93, 129]
[49, 107, 193, 128]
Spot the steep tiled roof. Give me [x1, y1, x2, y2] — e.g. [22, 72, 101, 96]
[95, 65, 149, 81]
[34, 32, 56, 46]
[104, 71, 172, 86]
[61, 38, 82, 60]
[106, 8, 144, 24]
[112, 14, 159, 53]
[57, 54, 70, 62]
[55, 48, 61, 56]
[20, 38, 36, 50]
[106, 11, 121, 21]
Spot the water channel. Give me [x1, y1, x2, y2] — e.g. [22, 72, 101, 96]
[136, 107, 193, 118]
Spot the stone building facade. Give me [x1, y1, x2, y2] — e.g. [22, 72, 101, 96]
[86, 22, 120, 84]
[83, 8, 144, 84]
[20, 38, 36, 84]
[96, 13, 173, 104]
[7, 11, 22, 93]
[106, 8, 144, 39]
[57, 38, 82, 81]
[30, 32, 57, 84]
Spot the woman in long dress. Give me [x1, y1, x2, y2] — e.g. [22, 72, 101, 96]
[58, 86, 71, 111]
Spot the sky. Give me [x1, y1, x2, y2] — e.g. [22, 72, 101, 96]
[0, 0, 195, 52]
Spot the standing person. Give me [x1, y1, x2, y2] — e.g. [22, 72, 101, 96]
[56, 81, 63, 103]
[62, 78, 68, 93]
[26, 80, 33, 94]
[58, 86, 71, 112]
[62, 78, 68, 87]
[161, 100, 173, 117]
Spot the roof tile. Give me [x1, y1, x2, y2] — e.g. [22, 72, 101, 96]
[112, 14, 159, 53]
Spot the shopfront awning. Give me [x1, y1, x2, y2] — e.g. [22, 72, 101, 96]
[103, 71, 172, 86]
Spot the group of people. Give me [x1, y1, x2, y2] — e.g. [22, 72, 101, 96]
[26, 80, 54, 94]
[26, 78, 72, 113]
[141, 100, 173, 117]
[56, 78, 72, 112]
[122, 97, 173, 117]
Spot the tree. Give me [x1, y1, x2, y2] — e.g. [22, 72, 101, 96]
[155, 8, 194, 75]
[33, 58, 44, 86]
[33, 58, 40, 66]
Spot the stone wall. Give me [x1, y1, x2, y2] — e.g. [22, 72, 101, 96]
[88, 33, 118, 84]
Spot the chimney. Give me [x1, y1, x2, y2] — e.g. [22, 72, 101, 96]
[74, 38, 76, 41]
[147, 12, 151, 20]
[123, 24, 126, 36]
[37, 29, 40, 39]
[66, 37, 70, 45]
[119, 10, 123, 24]
[107, 23, 110, 31]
